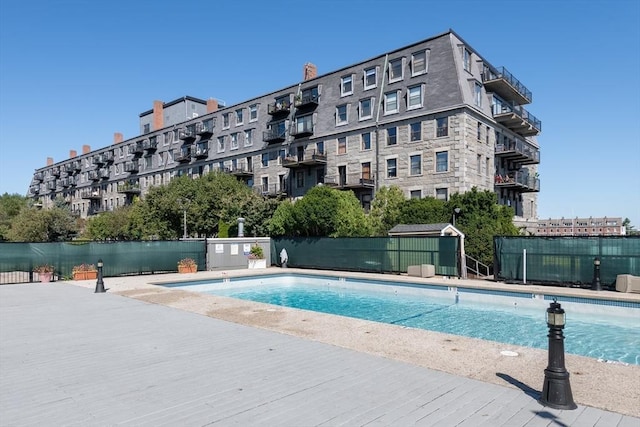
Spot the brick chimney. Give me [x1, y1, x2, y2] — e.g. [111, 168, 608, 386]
[113, 132, 123, 144]
[69, 150, 77, 158]
[46, 157, 54, 166]
[303, 62, 317, 81]
[207, 98, 219, 113]
[153, 100, 164, 130]
[82, 145, 91, 154]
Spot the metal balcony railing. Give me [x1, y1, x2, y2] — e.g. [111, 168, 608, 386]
[482, 65, 532, 104]
[267, 100, 291, 116]
[492, 97, 542, 135]
[495, 170, 540, 192]
[495, 138, 540, 164]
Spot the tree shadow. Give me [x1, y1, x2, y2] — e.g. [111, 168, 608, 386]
[496, 372, 540, 400]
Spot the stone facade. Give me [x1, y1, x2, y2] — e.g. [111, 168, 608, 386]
[28, 30, 541, 220]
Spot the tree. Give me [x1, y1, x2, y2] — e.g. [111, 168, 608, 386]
[623, 218, 638, 235]
[397, 197, 449, 225]
[368, 186, 405, 236]
[6, 206, 78, 242]
[0, 193, 28, 241]
[83, 206, 136, 240]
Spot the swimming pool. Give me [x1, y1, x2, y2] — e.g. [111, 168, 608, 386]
[163, 274, 640, 365]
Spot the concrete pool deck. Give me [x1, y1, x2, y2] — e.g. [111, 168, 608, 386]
[1, 268, 638, 425]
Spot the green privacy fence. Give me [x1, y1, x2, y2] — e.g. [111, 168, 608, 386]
[271, 237, 459, 276]
[0, 240, 206, 281]
[493, 236, 640, 287]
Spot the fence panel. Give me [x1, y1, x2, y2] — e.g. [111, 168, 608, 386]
[494, 236, 640, 287]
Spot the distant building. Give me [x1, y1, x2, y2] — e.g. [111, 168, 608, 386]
[27, 29, 541, 222]
[536, 217, 626, 236]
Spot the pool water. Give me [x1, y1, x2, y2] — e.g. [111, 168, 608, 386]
[166, 276, 640, 365]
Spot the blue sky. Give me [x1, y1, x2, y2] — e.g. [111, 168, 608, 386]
[1, 0, 639, 226]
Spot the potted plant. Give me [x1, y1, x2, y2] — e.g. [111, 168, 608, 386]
[72, 263, 97, 280]
[178, 258, 197, 273]
[33, 264, 54, 283]
[248, 244, 267, 269]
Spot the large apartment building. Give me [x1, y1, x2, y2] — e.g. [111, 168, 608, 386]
[27, 29, 541, 226]
[537, 217, 626, 236]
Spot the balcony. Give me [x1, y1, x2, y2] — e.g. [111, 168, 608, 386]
[294, 92, 320, 110]
[256, 183, 288, 197]
[60, 177, 76, 188]
[63, 163, 74, 174]
[196, 121, 214, 137]
[174, 151, 192, 163]
[79, 187, 101, 199]
[143, 138, 158, 152]
[228, 163, 253, 178]
[99, 169, 110, 179]
[263, 128, 286, 144]
[29, 186, 40, 195]
[482, 66, 532, 105]
[46, 181, 57, 191]
[495, 171, 540, 192]
[51, 167, 60, 177]
[495, 139, 540, 165]
[192, 144, 209, 159]
[179, 128, 196, 142]
[291, 120, 314, 138]
[267, 100, 291, 116]
[124, 162, 139, 173]
[324, 173, 375, 189]
[492, 97, 541, 137]
[88, 170, 101, 181]
[33, 172, 44, 182]
[72, 161, 82, 172]
[282, 150, 327, 168]
[128, 142, 144, 156]
[93, 154, 106, 165]
[117, 182, 141, 194]
[103, 151, 114, 163]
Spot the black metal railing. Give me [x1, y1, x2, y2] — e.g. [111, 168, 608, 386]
[492, 97, 542, 133]
[482, 65, 532, 103]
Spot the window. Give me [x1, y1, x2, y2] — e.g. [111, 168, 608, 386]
[222, 113, 230, 129]
[436, 151, 448, 172]
[436, 187, 448, 201]
[410, 122, 421, 142]
[163, 131, 171, 145]
[249, 104, 258, 121]
[463, 48, 471, 72]
[359, 98, 373, 120]
[361, 132, 371, 150]
[261, 153, 268, 167]
[145, 156, 152, 169]
[477, 154, 482, 174]
[296, 170, 304, 188]
[217, 136, 225, 152]
[411, 50, 428, 76]
[236, 109, 243, 125]
[261, 176, 269, 192]
[410, 154, 422, 175]
[143, 123, 150, 134]
[387, 127, 397, 145]
[389, 58, 404, 82]
[316, 141, 324, 154]
[386, 158, 397, 178]
[364, 67, 377, 90]
[295, 114, 313, 135]
[338, 137, 347, 155]
[477, 122, 482, 140]
[384, 91, 398, 114]
[231, 133, 239, 150]
[336, 104, 348, 125]
[407, 85, 423, 109]
[486, 126, 490, 144]
[362, 162, 371, 180]
[410, 190, 422, 199]
[341, 75, 353, 96]
[244, 129, 253, 146]
[436, 117, 448, 137]
[474, 82, 483, 107]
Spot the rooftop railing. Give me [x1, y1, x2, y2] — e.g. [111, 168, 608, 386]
[482, 66, 532, 103]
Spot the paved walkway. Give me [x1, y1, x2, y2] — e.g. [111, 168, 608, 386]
[1, 280, 638, 426]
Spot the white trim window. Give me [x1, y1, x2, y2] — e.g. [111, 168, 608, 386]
[337, 137, 347, 155]
[244, 129, 253, 146]
[410, 122, 421, 142]
[341, 75, 353, 96]
[230, 133, 239, 150]
[222, 113, 230, 129]
[235, 109, 244, 126]
[436, 151, 449, 172]
[409, 154, 422, 176]
[336, 104, 348, 125]
[463, 47, 471, 72]
[389, 58, 404, 83]
[411, 50, 429, 76]
[249, 104, 258, 122]
[386, 157, 397, 178]
[217, 136, 225, 153]
[384, 91, 399, 115]
[407, 85, 423, 110]
[474, 82, 483, 107]
[436, 187, 448, 201]
[361, 132, 371, 151]
[364, 67, 377, 90]
[359, 97, 373, 120]
[387, 127, 397, 146]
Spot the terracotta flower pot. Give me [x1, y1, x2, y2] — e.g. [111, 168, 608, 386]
[73, 271, 97, 280]
[178, 265, 197, 274]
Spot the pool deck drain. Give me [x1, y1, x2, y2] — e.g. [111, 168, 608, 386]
[1, 268, 639, 426]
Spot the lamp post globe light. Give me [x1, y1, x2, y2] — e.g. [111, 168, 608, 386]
[591, 257, 602, 291]
[95, 259, 106, 293]
[453, 207, 461, 227]
[539, 299, 576, 410]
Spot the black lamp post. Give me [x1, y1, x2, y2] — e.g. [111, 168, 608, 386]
[95, 259, 105, 293]
[539, 299, 576, 410]
[453, 207, 461, 227]
[591, 257, 601, 291]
